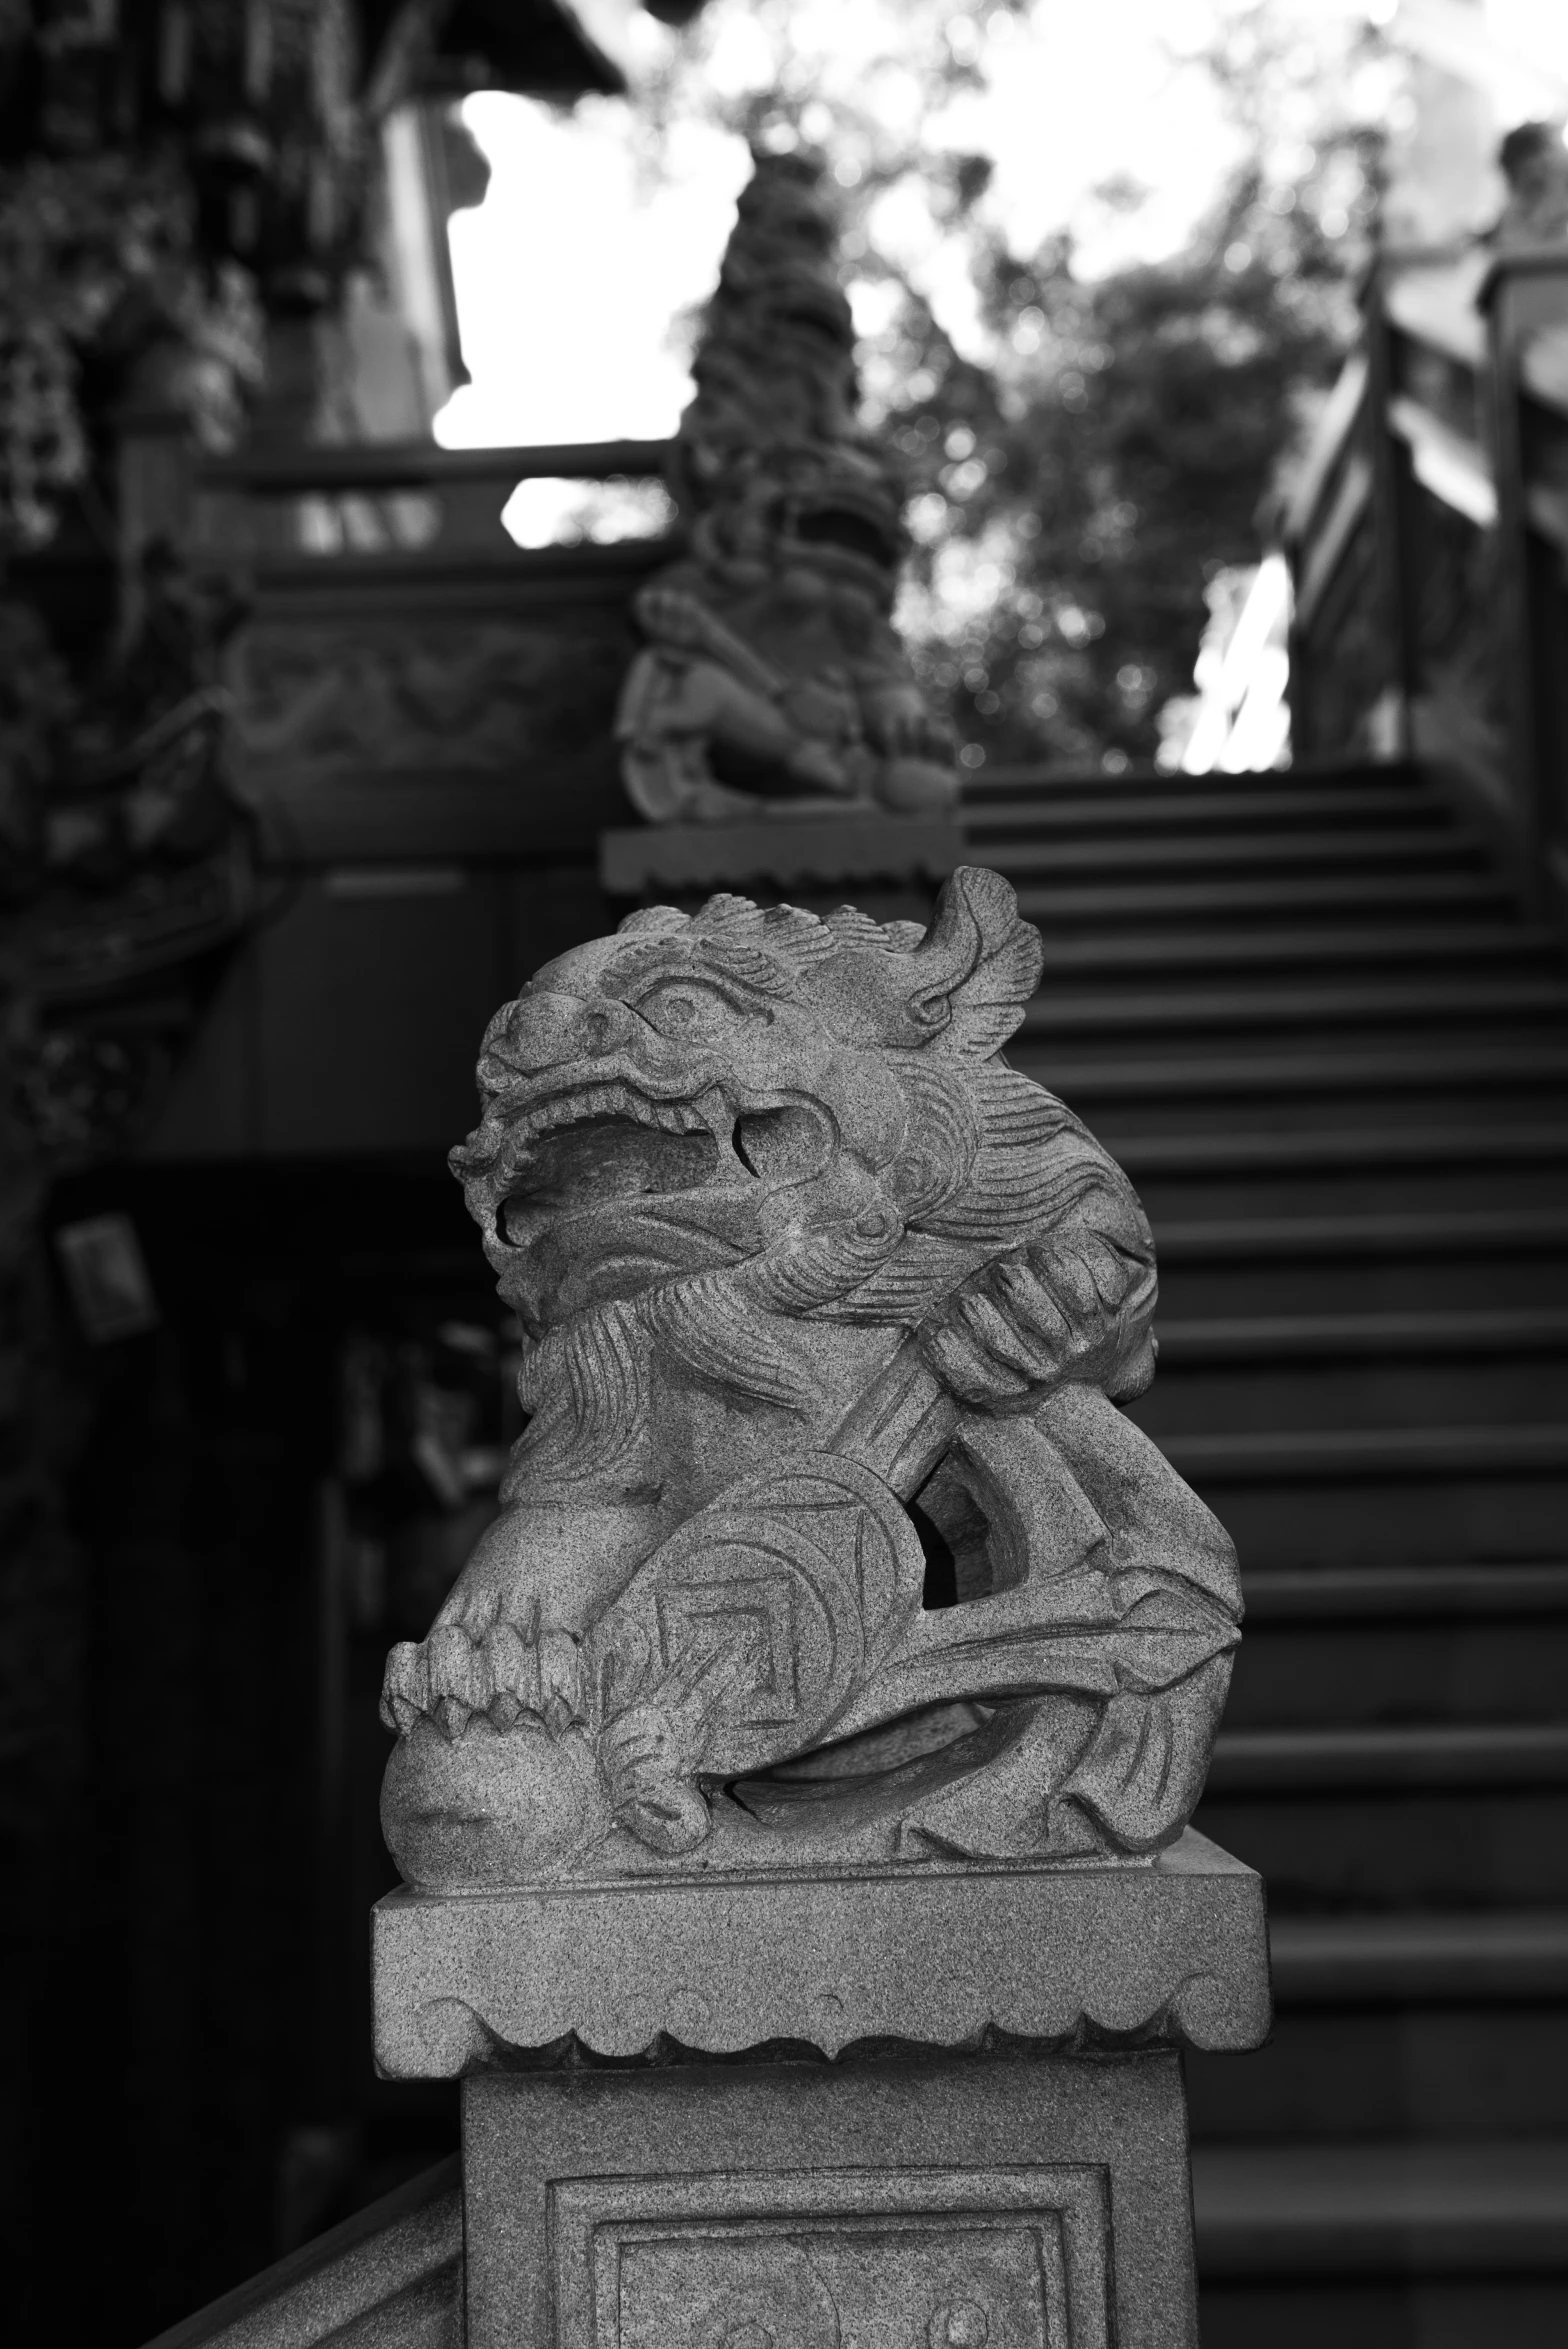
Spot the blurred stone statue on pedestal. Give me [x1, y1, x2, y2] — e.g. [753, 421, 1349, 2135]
[617, 149, 960, 825]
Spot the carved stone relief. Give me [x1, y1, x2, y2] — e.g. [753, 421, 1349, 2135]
[234, 616, 632, 775]
[550, 2168, 1110, 2349]
[379, 866, 1242, 1888]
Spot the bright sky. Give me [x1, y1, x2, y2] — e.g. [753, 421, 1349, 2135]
[435, 0, 1277, 450]
[433, 0, 1566, 458]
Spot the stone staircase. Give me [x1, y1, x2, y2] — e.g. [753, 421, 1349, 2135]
[965, 756, 1568, 2348]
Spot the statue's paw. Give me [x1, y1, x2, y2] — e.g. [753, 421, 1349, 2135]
[879, 755, 959, 813]
[380, 1715, 610, 1888]
[380, 1617, 586, 1740]
[784, 737, 855, 794]
[598, 1701, 711, 1858]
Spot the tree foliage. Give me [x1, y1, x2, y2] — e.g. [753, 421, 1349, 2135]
[896, 148, 1377, 769]
[640, 0, 1393, 769]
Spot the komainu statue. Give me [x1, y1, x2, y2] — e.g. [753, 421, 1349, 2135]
[616, 148, 960, 825]
[380, 868, 1242, 1888]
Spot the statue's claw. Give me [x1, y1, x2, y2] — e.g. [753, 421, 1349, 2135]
[379, 1616, 588, 1742]
[598, 1700, 710, 1858]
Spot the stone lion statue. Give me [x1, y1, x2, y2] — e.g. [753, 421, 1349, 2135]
[380, 868, 1241, 1887]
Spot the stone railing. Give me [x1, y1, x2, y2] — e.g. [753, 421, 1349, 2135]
[1284, 243, 1568, 930]
[194, 437, 676, 866]
[142, 438, 679, 1159]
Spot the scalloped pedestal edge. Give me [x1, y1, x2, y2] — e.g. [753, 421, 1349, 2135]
[372, 1825, 1271, 2079]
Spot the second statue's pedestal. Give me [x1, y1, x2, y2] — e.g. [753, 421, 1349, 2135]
[598, 813, 965, 901]
[373, 1830, 1270, 2347]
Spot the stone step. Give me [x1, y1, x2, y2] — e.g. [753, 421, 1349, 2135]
[1226, 1604, 1568, 1731]
[1191, 1460, 1568, 1569]
[1154, 1207, 1568, 1273]
[1192, 2136, 1568, 2277]
[1112, 1125, 1568, 1177]
[964, 759, 1408, 802]
[1228, 1628, 1568, 1731]
[1201, 2274, 1568, 2349]
[1155, 1307, 1568, 1364]
[973, 757, 1567, 2322]
[1013, 869, 1514, 927]
[986, 825, 1486, 881]
[1266, 1909, 1568, 2004]
[1033, 921, 1562, 979]
[964, 783, 1446, 838]
[1141, 1279, 1568, 1430]
[1114, 1123, 1568, 1220]
[1019, 977, 1568, 1040]
[1194, 1783, 1568, 1906]
[1208, 1721, 1568, 1794]
[1013, 1044, 1568, 1111]
[1149, 1378, 1568, 1449]
[1190, 2006, 1568, 2143]
[1241, 1562, 1568, 1622]
[1161, 1425, 1568, 1485]
[1156, 1260, 1566, 1322]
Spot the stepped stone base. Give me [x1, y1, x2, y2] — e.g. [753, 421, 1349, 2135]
[372, 1828, 1270, 2075]
[598, 812, 963, 896]
[372, 1832, 1268, 2348]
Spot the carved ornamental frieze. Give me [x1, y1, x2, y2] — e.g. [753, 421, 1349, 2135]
[379, 868, 1241, 1887]
[617, 149, 960, 825]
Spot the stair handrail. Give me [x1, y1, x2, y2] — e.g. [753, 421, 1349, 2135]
[199, 435, 675, 494]
[1284, 242, 1568, 931]
[1476, 246, 1568, 928]
[194, 435, 678, 565]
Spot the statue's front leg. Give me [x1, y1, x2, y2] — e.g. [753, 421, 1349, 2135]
[917, 1224, 1158, 1409]
[379, 1493, 660, 1730]
[619, 648, 860, 812]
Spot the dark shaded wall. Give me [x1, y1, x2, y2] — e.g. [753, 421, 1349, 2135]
[8, 536, 664, 2342]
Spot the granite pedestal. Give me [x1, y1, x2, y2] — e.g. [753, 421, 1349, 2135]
[373, 1830, 1270, 2348]
[597, 812, 964, 899]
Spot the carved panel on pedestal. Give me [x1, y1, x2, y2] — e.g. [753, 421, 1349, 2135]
[232, 616, 634, 776]
[551, 2169, 1110, 2349]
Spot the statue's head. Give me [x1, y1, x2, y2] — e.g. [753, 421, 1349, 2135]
[446, 870, 1154, 1515]
[681, 446, 908, 622]
[451, 868, 1107, 1353]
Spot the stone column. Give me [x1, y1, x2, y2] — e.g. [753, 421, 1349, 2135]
[375, 1836, 1267, 2347]
[371, 865, 1272, 2346]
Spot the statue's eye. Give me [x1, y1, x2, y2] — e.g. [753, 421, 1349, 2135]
[631, 979, 737, 1038]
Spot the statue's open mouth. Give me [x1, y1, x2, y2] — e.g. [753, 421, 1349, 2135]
[769, 278, 854, 347]
[458, 1076, 718, 1215]
[790, 501, 901, 572]
[498, 1104, 722, 1251]
[464, 1078, 760, 1332]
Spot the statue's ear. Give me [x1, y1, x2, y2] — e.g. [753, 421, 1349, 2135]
[616, 905, 688, 937]
[907, 867, 1043, 1058]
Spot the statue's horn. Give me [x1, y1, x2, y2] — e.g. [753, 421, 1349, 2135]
[905, 867, 1044, 1059]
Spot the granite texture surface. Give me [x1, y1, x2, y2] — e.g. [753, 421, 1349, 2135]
[372, 1825, 1269, 2075]
[462, 2049, 1199, 2348]
[598, 812, 964, 895]
[139, 2157, 461, 2348]
[378, 868, 1245, 1892]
